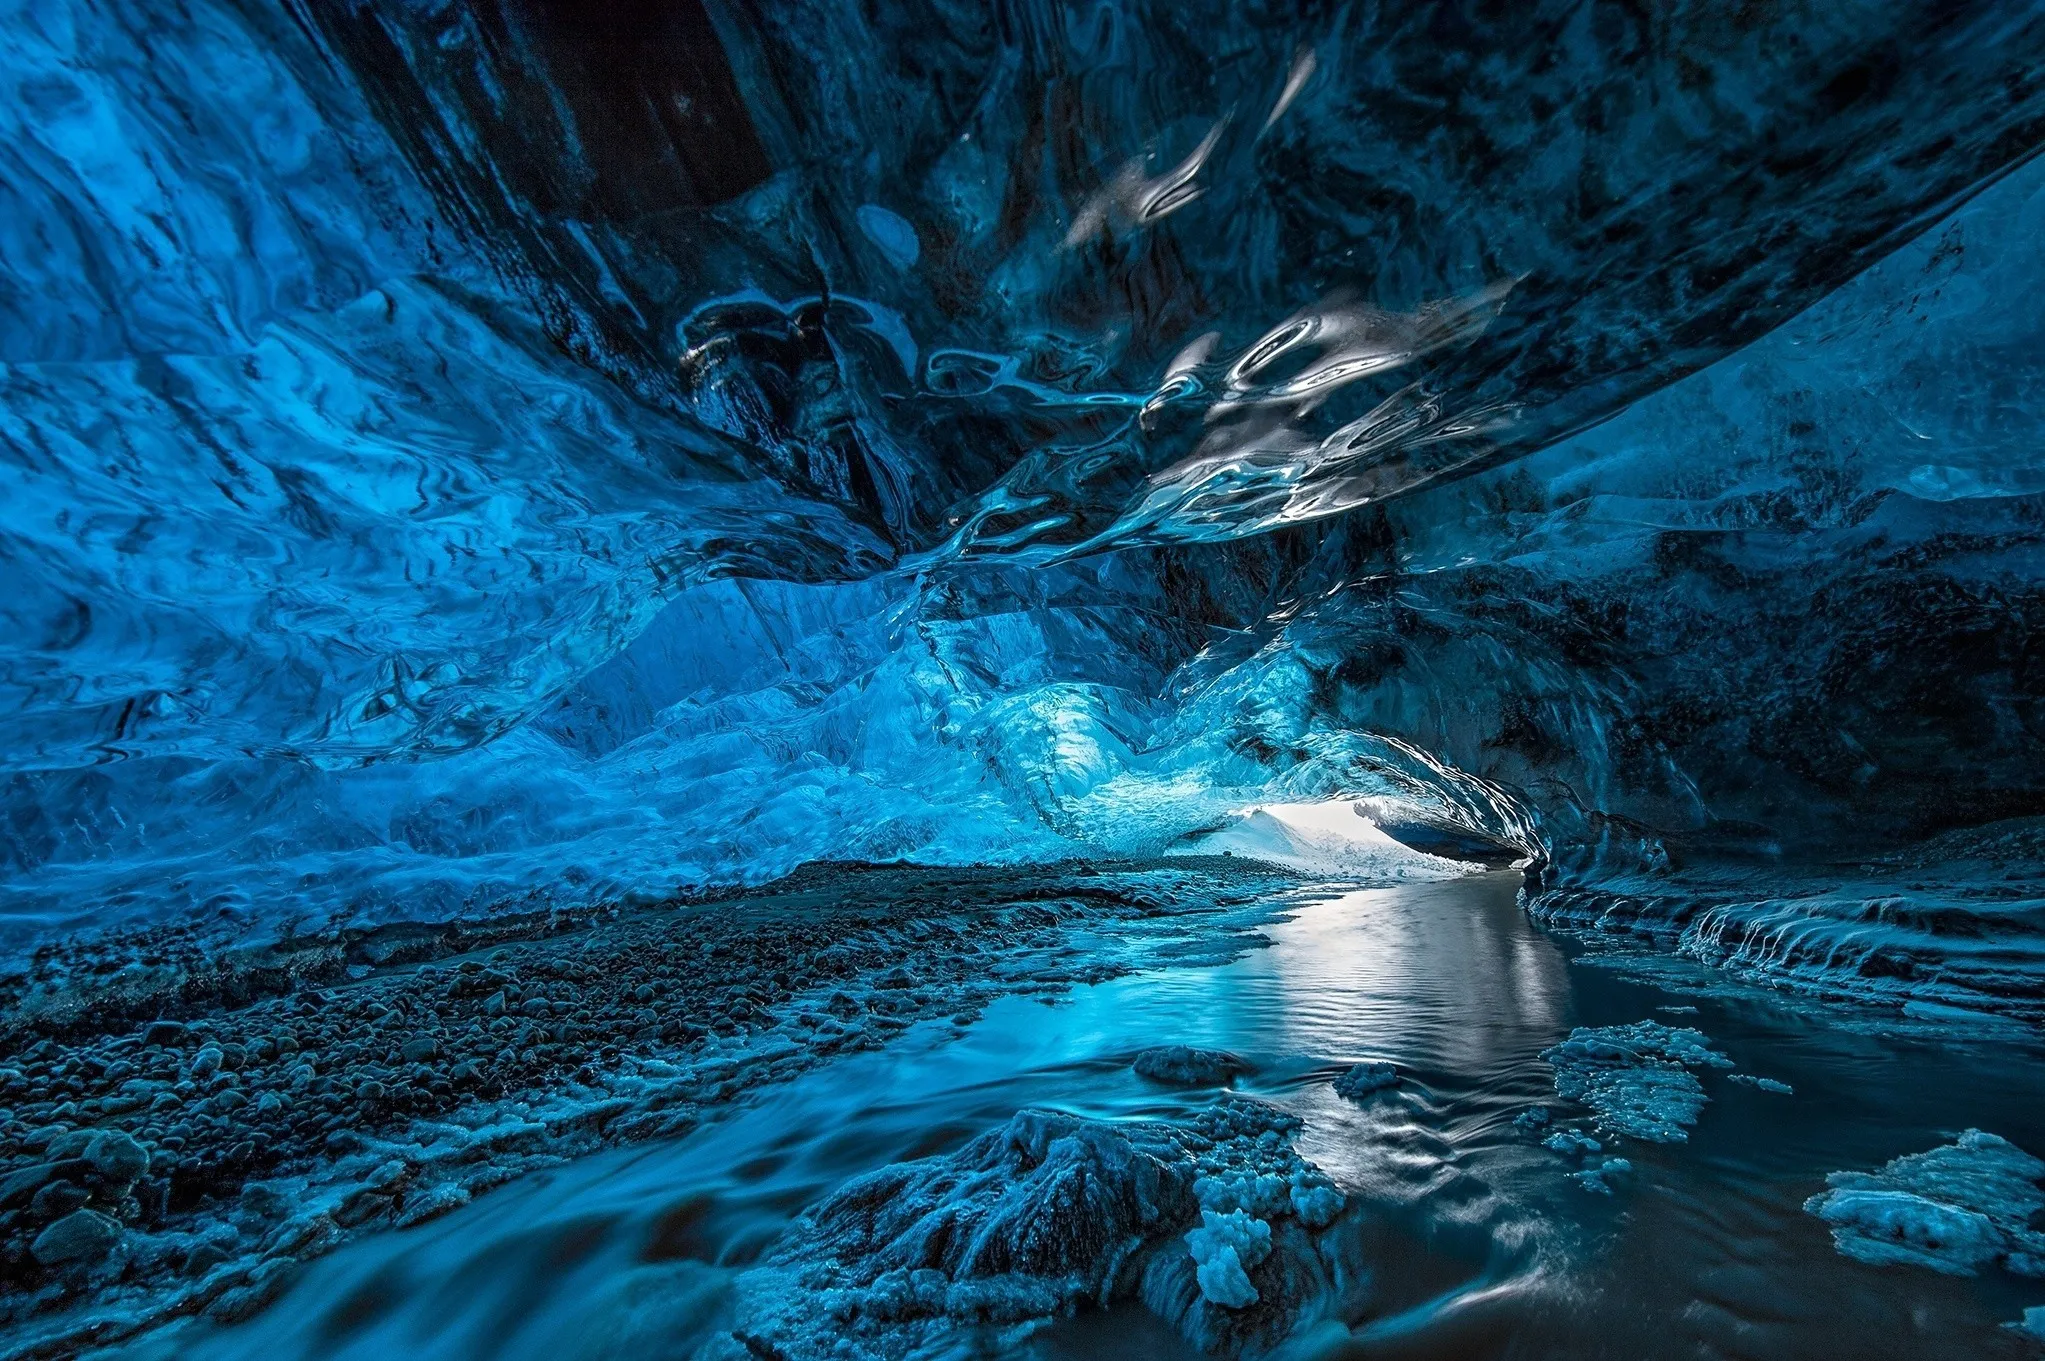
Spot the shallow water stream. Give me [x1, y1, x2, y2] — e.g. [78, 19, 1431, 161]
[108, 872, 2045, 1360]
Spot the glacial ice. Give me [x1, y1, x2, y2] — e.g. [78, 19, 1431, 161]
[1543, 1131, 1602, 1159]
[1540, 1022, 1733, 1144]
[1330, 1062, 1399, 1100]
[1175, 801, 1474, 881]
[1133, 1046, 1248, 1087]
[3, 0, 2045, 1352]
[729, 1099, 1347, 1355]
[0, 0, 2041, 1021]
[1571, 1158, 1632, 1197]
[1805, 1130, 2045, 1278]
[1186, 1209, 1273, 1309]
[1727, 1074, 1795, 1095]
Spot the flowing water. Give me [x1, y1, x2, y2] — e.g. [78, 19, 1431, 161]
[107, 873, 2045, 1360]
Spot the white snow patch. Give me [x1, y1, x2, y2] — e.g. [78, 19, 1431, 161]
[1174, 800, 1472, 880]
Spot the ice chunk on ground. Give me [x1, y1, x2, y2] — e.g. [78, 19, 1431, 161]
[1134, 1046, 1249, 1086]
[733, 1098, 1348, 1357]
[1331, 1061, 1399, 1099]
[1544, 1130, 1602, 1158]
[1540, 1021, 1732, 1143]
[1289, 1180, 1344, 1229]
[1186, 1209, 1274, 1308]
[1805, 1130, 2045, 1277]
[1728, 1073, 1794, 1094]
[1191, 1246, 1259, 1309]
[1572, 1157, 1632, 1194]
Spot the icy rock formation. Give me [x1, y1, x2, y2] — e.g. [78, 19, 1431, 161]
[732, 1099, 1347, 1356]
[1571, 1157, 1633, 1197]
[1330, 1062, 1398, 1100]
[1185, 1209, 1272, 1308]
[1133, 1046, 1248, 1087]
[1805, 1130, 2045, 1278]
[1540, 1022, 1733, 1144]
[1727, 1074, 1794, 1095]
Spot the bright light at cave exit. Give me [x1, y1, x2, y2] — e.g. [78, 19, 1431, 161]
[1179, 798, 1452, 874]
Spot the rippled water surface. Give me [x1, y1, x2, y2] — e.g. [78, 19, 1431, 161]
[112, 874, 2045, 1360]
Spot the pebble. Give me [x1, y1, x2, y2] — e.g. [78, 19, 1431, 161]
[30, 1209, 122, 1266]
[30, 1181, 88, 1220]
[85, 1130, 151, 1183]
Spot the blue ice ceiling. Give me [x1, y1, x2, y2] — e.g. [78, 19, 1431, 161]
[3, 0, 2044, 998]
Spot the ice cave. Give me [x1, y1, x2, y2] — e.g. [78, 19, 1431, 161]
[2, 1, 2044, 1356]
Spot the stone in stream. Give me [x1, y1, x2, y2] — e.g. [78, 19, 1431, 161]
[1133, 1046, 1249, 1086]
[0, 1161, 63, 1208]
[1331, 1061, 1398, 1099]
[734, 1098, 1348, 1356]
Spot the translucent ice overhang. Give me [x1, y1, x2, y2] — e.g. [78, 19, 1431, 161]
[3, 0, 2044, 953]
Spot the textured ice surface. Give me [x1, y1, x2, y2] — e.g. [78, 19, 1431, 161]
[731, 1099, 1346, 1356]
[1543, 1131, 1602, 1158]
[1806, 1131, 2045, 1278]
[1133, 1046, 1248, 1087]
[1330, 1062, 1399, 1100]
[1727, 1074, 1795, 1095]
[1540, 1021, 1733, 1144]
[1571, 1158, 1633, 1196]
[1186, 1209, 1273, 1308]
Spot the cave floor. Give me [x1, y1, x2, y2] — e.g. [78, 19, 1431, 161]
[6, 867, 2045, 1359]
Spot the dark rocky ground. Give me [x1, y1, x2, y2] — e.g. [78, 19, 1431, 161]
[0, 858, 1308, 1360]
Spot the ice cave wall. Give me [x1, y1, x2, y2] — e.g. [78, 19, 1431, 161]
[2, 0, 2044, 975]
